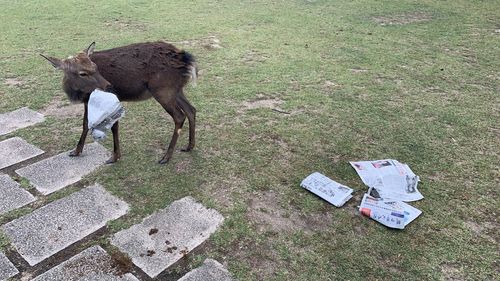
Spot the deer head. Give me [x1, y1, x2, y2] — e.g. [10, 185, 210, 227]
[41, 42, 111, 103]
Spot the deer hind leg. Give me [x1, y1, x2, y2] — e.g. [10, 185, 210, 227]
[153, 88, 186, 164]
[176, 90, 196, 152]
[105, 121, 121, 164]
[70, 102, 89, 157]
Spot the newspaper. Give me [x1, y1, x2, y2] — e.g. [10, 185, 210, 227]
[301, 172, 353, 207]
[359, 193, 422, 229]
[87, 89, 125, 141]
[350, 159, 423, 202]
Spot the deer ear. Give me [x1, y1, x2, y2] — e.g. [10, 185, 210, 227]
[40, 54, 64, 69]
[84, 42, 96, 56]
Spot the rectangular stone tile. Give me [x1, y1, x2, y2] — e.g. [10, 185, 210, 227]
[0, 252, 18, 281]
[0, 173, 35, 215]
[0, 137, 44, 170]
[1, 184, 129, 266]
[111, 197, 224, 278]
[31, 245, 139, 281]
[0, 107, 45, 136]
[178, 259, 235, 281]
[15, 142, 110, 195]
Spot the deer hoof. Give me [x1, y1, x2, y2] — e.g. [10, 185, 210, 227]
[158, 158, 170, 165]
[180, 147, 192, 152]
[105, 157, 118, 164]
[69, 150, 81, 157]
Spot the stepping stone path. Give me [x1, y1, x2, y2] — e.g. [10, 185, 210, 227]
[2, 184, 128, 266]
[0, 137, 44, 170]
[1, 107, 232, 280]
[111, 196, 224, 278]
[0, 107, 44, 136]
[31, 245, 139, 281]
[0, 173, 35, 215]
[15, 142, 110, 195]
[178, 259, 235, 281]
[0, 252, 18, 281]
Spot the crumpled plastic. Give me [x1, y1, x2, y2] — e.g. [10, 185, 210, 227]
[87, 89, 125, 141]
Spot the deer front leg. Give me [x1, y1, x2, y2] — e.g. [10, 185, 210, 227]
[69, 102, 88, 157]
[106, 121, 121, 164]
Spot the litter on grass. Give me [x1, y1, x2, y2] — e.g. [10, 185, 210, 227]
[359, 191, 422, 229]
[350, 159, 423, 202]
[87, 89, 125, 141]
[301, 172, 353, 207]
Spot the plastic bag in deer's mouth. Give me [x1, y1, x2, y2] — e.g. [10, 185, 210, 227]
[87, 89, 125, 141]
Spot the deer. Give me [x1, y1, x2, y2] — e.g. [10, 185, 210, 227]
[41, 41, 197, 164]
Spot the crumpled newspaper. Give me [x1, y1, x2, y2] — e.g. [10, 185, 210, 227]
[87, 89, 125, 141]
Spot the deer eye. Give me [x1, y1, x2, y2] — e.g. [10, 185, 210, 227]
[78, 71, 89, 77]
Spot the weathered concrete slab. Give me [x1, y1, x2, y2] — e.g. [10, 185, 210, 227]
[0, 173, 35, 215]
[179, 259, 235, 281]
[0, 252, 18, 281]
[31, 245, 139, 281]
[15, 142, 110, 195]
[0, 137, 44, 170]
[1, 184, 129, 266]
[111, 197, 224, 278]
[0, 107, 45, 136]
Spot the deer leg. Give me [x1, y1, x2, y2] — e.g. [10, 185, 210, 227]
[106, 121, 121, 164]
[69, 102, 89, 157]
[153, 89, 186, 164]
[176, 92, 196, 152]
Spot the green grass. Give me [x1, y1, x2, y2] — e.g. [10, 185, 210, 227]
[0, 0, 498, 280]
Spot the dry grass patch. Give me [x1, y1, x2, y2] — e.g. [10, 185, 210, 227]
[373, 12, 432, 26]
[42, 95, 82, 119]
[247, 190, 334, 234]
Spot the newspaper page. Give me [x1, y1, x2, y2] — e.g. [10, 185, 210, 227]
[359, 193, 422, 229]
[300, 172, 353, 207]
[350, 159, 423, 202]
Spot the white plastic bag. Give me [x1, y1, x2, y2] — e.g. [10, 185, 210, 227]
[87, 89, 125, 141]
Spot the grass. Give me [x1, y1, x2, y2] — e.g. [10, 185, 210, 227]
[0, 0, 498, 280]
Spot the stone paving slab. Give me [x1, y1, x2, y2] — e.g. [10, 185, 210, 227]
[1, 184, 129, 266]
[0, 173, 35, 215]
[111, 196, 224, 278]
[178, 259, 235, 281]
[15, 142, 110, 195]
[31, 245, 139, 281]
[0, 107, 45, 136]
[0, 137, 44, 170]
[0, 252, 18, 281]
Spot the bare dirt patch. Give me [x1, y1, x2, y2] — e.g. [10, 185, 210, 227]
[169, 36, 222, 50]
[242, 50, 269, 65]
[104, 18, 148, 32]
[175, 158, 191, 173]
[350, 68, 369, 73]
[440, 263, 465, 281]
[240, 94, 284, 112]
[373, 12, 432, 26]
[247, 190, 334, 234]
[4, 78, 24, 87]
[42, 96, 82, 119]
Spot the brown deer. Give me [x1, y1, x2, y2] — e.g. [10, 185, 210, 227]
[41, 41, 197, 164]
